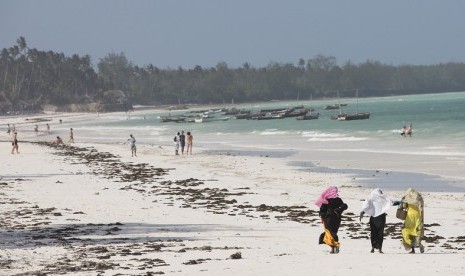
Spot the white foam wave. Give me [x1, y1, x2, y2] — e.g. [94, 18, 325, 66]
[307, 137, 368, 142]
[260, 129, 290, 135]
[301, 131, 369, 142]
[301, 131, 344, 138]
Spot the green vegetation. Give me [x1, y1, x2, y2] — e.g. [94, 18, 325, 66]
[1, 37, 465, 112]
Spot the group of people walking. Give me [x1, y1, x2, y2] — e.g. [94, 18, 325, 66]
[316, 186, 425, 254]
[173, 130, 193, 155]
[125, 130, 193, 157]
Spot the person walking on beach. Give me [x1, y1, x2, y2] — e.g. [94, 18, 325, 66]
[6, 123, 11, 135]
[394, 188, 425, 253]
[315, 186, 348, 254]
[186, 131, 193, 155]
[128, 134, 137, 157]
[46, 123, 50, 135]
[174, 132, 180, 155]
[34, 124, 39, 136]
[11, 132, 19, 154]
[179, 131, 186, 154]
[68, 128, 74, 143]
[359, 188, 393, 253]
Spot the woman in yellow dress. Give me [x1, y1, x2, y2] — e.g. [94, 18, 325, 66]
[395, 188, 424, 253]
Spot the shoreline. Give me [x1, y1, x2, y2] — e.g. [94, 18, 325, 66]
[1, 142, 465, 274]
[1, 112, 465, 275]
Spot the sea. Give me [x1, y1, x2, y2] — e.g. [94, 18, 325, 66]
[74, 91, 465, 192]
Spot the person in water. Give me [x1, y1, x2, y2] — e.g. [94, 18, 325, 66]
[315, 186, 348, 254]
[359, 188, 393, 253]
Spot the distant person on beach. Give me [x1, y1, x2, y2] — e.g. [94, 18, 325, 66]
[34, 124, 39, 136]
[359, 188, 393, 253]
[186, 131, 193, 155]
[128, 134, 137, 157]
[59, 119, 62, 124]
[315, 186, 348, 254]
[11, 132, 19, 154]
[406, 123, 413, 137]
[53, 136, 63, 145]
[46, 123, 50, 134]
[6, 124, 11, 135]
[174, 132, 180, 155]
[179, 131, 186, 154]
[68, 128, 74, 143]
[394, 188, 425, 254]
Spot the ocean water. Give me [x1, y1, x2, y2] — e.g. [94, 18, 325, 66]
[73, 91, 465, 192]
[84, 91, 465, 141]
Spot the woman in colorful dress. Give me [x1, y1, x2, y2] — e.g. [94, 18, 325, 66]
[395, 188, 425, 253]
[315, 186, 348, 254]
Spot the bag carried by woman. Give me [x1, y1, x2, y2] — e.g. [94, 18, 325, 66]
[396, 202, 408, 220]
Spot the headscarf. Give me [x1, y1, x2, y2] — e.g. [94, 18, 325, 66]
[315, 186, 339, 207]
[361, 188, 392, 217]
[403, 188, 424, 213]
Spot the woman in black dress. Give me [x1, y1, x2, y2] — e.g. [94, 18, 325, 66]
[315, 186, 348, 254]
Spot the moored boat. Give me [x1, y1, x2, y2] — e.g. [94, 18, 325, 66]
[296, 112, 319, 120]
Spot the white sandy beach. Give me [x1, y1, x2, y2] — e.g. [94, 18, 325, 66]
[1, 112, 465, 275]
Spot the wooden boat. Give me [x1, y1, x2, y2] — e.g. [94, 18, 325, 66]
[194, 115, 230, 123]
[284, 107, 309, 117]
[296, 112, 319, 120]
[336, 89, 370, 121]
[160, 116, 186, 123]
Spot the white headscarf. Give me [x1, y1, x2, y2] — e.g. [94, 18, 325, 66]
[361, 188, 392, 217]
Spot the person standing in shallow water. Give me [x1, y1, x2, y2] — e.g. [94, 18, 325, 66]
[394, 188, 425, 254]
[315, 186, 348, 254]
[359, 188, 393, 253]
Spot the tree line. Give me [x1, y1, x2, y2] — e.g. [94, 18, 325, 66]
[1, 36, 465, 112]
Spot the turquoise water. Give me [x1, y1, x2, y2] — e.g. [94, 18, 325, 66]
[72, 91, 465, 192]
[92, 91, 465, 143]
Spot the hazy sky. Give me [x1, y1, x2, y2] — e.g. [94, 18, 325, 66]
[1, 0, 465, 69]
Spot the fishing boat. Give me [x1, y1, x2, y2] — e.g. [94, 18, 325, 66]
[284, 107, 310, 117]
[160, 115, 186, 123]
[194, 115, 230, 123]
[338, 112, 370, 121]
[296, 112, 319, 120]
[337, 89, 370, 121]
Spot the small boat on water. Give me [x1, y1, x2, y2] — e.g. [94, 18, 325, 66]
[336, 89, 370, 121]
[160, 116, 186, 123]
[337, 112, 370, 121]
[285, 107, 310, 117]
[296, 112, 319, 120]
[194, 115, 230, 123]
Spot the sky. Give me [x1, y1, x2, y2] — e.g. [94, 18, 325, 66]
[1, 0, 465, 69]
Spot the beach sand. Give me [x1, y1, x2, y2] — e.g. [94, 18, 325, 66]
[1, 113, 464, 275]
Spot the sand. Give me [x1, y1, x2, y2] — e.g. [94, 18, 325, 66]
[1, 113, 464, 275]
